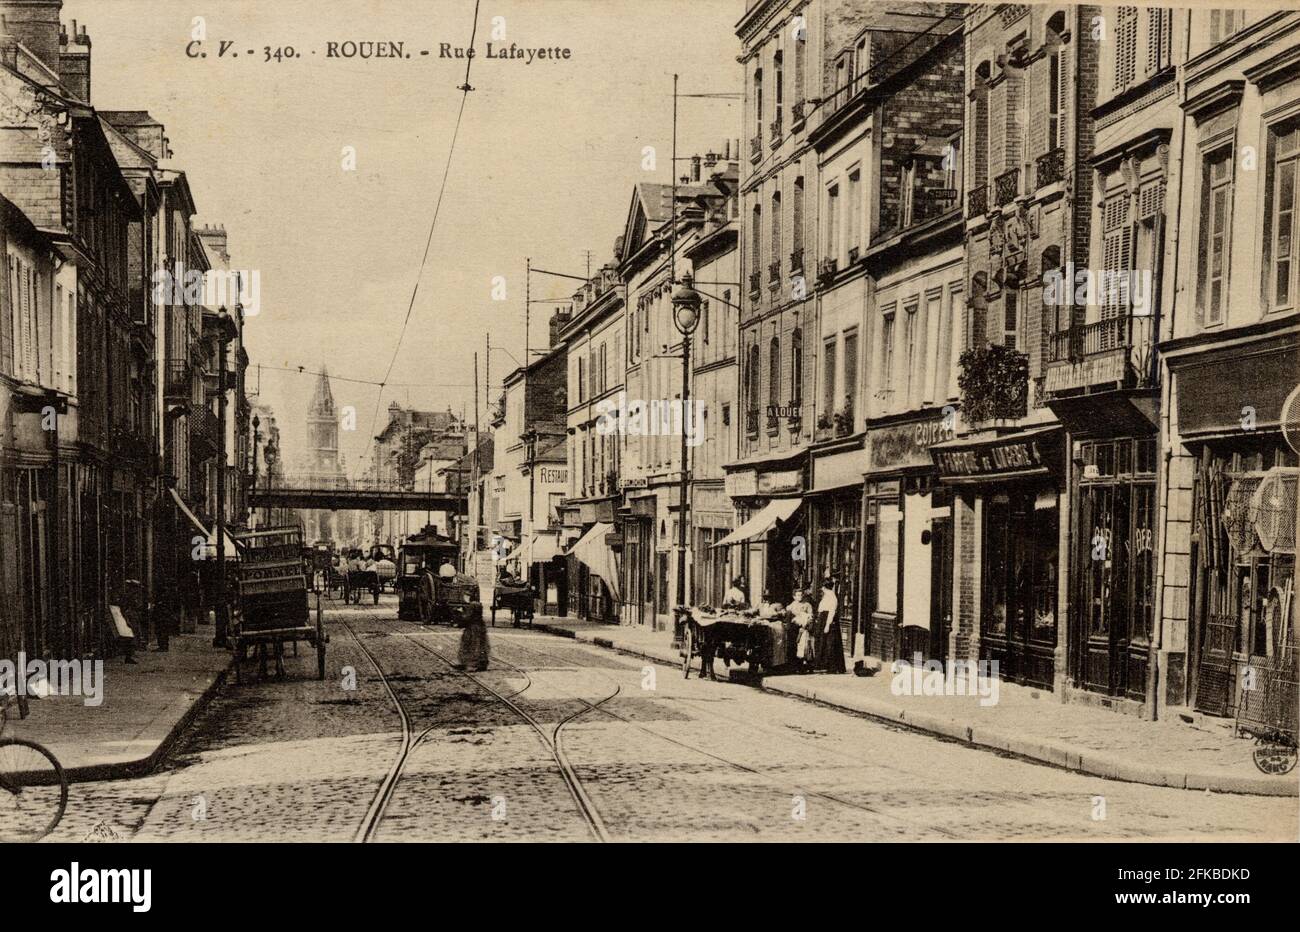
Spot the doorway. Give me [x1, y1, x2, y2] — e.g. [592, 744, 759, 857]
[981, 489, 1058, 688]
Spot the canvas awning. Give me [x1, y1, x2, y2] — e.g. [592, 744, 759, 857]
[566, 522, 621, 602]
[711, 498, 801, 548]
[500, 530, 562, 566]
[169, 487, 239, 560]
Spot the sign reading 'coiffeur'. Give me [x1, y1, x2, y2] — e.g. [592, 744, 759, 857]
[870, 418, 956, 471]
[931, 427, 1063, 480]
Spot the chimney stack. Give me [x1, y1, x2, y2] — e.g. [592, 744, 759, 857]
[691, 155, 701, 182]
[0, 0, 63, 74]
[548, 309, 572, 349]
[57, 15, 90, 102]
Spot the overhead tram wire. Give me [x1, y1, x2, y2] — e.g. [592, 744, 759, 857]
[351, 0, 482, 482]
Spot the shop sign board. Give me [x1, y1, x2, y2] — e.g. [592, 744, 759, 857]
[870, 417, 957, 471]
[932, 427, 1063, 480]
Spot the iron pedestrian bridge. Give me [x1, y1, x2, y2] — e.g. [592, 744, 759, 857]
[249, 476, 467, 513]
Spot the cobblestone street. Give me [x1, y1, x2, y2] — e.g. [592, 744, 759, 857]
[48, 599, 1297, 843]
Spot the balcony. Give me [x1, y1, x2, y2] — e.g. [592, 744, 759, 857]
[848, 246, 860, 264]
[769, 116, 783, 148]
[768, 261, 781, 286]
[1043, 314, 1156, 396]
[1036, 147, 1065, 189]
[817, 257, 838, 283]
[994, 167, 1020, 207]
[791, 99, 806, 127]
[750, 134, 762, 163]
[789, 249, 804, 274]
[745, 408, 760, 437]
[967, 183, 989, 218]
[164, 360, 191, 400]
[748, 270, 762, 296]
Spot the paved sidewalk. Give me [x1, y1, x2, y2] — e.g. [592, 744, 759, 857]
[4, 632, 232, 782]
[530, 616, 1298, 797]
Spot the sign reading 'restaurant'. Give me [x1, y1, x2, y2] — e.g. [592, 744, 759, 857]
[931, 428, 1062, 480]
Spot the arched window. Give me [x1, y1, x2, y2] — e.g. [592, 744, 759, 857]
[790, 328, 803, 404]
[972, 61, 992, 192]
[1046, 13, 1070, 152]
[746, 343, 761, 432]
[773, 50, 784, 124]
[771, 190, 782, 273]
[768, 336, 781, 412]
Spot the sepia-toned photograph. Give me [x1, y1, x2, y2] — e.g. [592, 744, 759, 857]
[0, 0, 1297, 885]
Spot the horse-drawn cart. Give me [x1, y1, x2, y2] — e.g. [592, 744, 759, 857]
[491, 580, 535, 627]
[232, 527, 327, 682]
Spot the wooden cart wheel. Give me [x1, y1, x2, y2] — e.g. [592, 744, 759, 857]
[682, 624, 694, 679]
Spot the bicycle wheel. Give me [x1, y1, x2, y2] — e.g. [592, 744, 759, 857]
[0, 738, 69, 842]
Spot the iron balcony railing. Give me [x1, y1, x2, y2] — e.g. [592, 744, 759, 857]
[748, 270, 762, 296]
[967, 183, 989, 217]
[768, 261, 781, 285]
[791, 99, 806, 126]
[750, 134, 762, 162]
[994, 167, 1020, 207]
[769, 115, 783, 147]
[1036, 147, 1065, 189]
[1047, 314, 1155, 375]
[789, 248, 804, 273]
[745, 408, 760, 436]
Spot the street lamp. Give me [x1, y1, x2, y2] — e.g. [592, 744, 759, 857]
[251, 414, 261, 527]
[213, 306, 235, 648]
[671, 272, 702, 617]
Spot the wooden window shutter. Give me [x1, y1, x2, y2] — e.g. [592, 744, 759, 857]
[1146, 9, 1169, 75]
[1116, 7, 1137, 91]
[2, 254, 14, 376]
[21, 261, 35, 378]
[1139, 180, 1165, 221]
[1057, 47, 1069, 144]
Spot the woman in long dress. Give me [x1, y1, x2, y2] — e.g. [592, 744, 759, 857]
[817, 577, 846, 674]
[458, 613, 490, 671]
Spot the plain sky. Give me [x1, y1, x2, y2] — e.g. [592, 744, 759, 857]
[65, 0, 743, 476]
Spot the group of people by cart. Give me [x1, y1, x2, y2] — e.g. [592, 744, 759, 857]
[722, 575, 846, 674]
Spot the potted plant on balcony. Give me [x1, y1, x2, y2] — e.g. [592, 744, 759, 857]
[815, 411, 833, 441]
[957, 342, 1030, 424]
[833, 407, 853, 438]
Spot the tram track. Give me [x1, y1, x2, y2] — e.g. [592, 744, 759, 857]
[482, 630, 969, 840]
[496, 631, 1122, 837]
[392, 628, 614, 843]
[339, 608, 563, 842]
[337, 616, 412, 843]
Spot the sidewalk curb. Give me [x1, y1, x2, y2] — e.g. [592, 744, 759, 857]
[61, 656, 234, 784]
[531, 622, 1298, 797]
